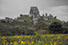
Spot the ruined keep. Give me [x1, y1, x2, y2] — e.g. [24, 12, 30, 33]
[29, 6, 40, 25]
[0, 6, 58, 25]
[5, 17, 13, 23]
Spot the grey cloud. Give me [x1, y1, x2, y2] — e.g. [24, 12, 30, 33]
[0, 0, 68, 21]
[46, 5, 68, 21]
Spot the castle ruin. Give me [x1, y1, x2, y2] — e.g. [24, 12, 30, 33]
[29, 6, 40, 25]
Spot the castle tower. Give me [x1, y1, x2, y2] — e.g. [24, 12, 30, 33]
[29, 6, 40, 25]
[45, 13, 47, 16]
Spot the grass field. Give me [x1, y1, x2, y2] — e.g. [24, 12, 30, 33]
[0, 34, 68, 45]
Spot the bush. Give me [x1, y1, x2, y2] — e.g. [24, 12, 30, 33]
[37, 30, 49, 34]
[63, 27, 68, 34]
[49, 21, 63, 34]
[34, 21, 48, 30]
[0, 23, 11, 36]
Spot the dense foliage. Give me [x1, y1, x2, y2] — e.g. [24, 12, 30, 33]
[0, 16, 68, 36]
[49, 22, 63, 34]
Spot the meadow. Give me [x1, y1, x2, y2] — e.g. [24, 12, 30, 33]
[0, 34, 68, 45]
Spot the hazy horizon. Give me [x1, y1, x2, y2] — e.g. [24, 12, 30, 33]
[0, 0, 68, 22]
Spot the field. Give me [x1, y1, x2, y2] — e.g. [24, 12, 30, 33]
[0, 34, 68, 45]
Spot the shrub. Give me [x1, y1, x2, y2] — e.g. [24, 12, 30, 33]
[49, 21, 63, 34]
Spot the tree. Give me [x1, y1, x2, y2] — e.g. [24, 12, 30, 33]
[0, 23, 11, 36]
[34, 21, 48, 30]
[49, 21, 63, 34]
[63, 27, 68, 34]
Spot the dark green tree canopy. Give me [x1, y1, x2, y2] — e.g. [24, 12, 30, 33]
[49, 22, 63, 34]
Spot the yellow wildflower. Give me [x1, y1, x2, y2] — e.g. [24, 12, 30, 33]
[45, 44, 47, 45]
[54, 42, 56, 45]
[58, 36, 60, 39]
[21, 41, 24, 44]
[60, 42, 62, 44]
[19, 39, 22, 41]
[38, 41, 40, 43]
[10, 42, 13, 44]
[6, 42, 9, 45]
[31, 37, 32, 39]
[17, 36, 20, 38]
[18, 41, 20, 43]
[51, 43, 53, 45]
[29, 43, 31, 45]
[14, 41, 17, 45]
[31, 42, 34, 44]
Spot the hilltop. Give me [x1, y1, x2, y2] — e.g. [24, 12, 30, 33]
[0, 6, 68, 36]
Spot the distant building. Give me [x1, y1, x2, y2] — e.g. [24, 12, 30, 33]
[61, 21, 65, 24]
[43, 18, 48, 20]
[48, 14, 53, 19]
[54, 16, 57, 19]
[42, 14, 45, 17]
[29, 6, 40, 25]
[20, 14, 29, 17]
[45, 13, 48, 16]
[5, 17, 13, 23]
[17, 6, 40, 25]
[28, 13, 32, 17]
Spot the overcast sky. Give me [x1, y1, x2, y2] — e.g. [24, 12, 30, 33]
[0, 0, 68, 21]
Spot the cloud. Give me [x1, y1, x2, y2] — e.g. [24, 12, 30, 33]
[0, 0, 68, 22]
[46, 6, 68, 22]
